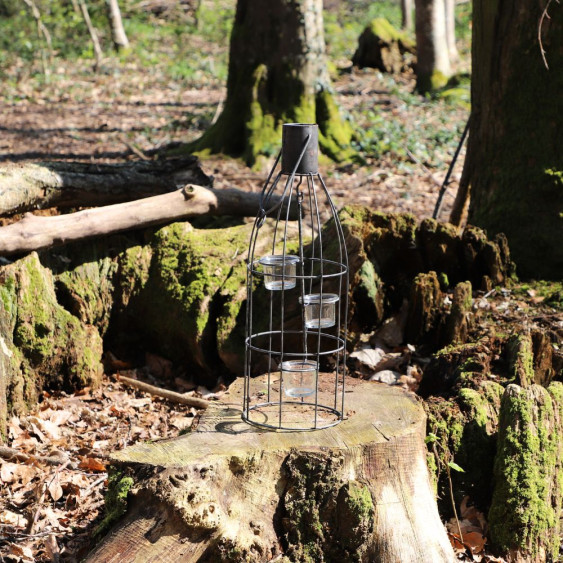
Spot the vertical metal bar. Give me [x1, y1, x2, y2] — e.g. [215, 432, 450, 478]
[310, 173, 324, 429]
[318, 173, 348, 419]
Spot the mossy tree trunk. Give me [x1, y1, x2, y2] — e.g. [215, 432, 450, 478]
[191, 0, 354, 166]
[460, 0, 563, 279]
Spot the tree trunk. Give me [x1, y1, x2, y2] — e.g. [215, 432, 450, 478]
[106, 0, 129, 51]
[86, 378, 455, 562]
[414, 0, 452, 92]
[401, 0, 414, 31]
[0, 157, 210, 216]
[462, 0, 563, 279]
[191, 0, 354, 165]
[444, 0, 458, 64]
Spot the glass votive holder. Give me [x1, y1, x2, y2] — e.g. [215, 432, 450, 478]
[300, 293, 339, 328]
[259, 255, 299, 290]
[281, 360, 317, 398]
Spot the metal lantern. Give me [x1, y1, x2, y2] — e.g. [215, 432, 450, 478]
[243, 123, 349, 431]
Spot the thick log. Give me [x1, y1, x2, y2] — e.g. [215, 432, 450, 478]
[86, 377, 454, 562]
[0, 185, 296, 256]
[489, 383, 563, 561]
[0, 158, 211, 216]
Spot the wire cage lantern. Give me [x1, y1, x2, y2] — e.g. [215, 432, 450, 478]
[243, 123, 349, 431]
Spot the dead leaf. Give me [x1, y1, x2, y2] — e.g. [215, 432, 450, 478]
[169, 415, 194, 431]
[0, 509, 29, 528]
[1, 461, 36, 485]
[463, 531, 486, 554]
[7, 543, 35, 561]
[78, 457, 106, 472]
[48, 473, 64, 502]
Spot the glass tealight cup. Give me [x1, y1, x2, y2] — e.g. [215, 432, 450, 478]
[300, 293, 339, 328]
[281, 360, 317, 398]
[259, 255, 299, 290]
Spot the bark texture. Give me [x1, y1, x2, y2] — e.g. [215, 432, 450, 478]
[0, 157, 210, 216]
[86, 379, 455, 562]
[0, 185, 295, 256]
[106, 0, 129, 51]
[462, 0, 563, 279]
[414, 0, 452, 92]
[191, 0, 354, 165]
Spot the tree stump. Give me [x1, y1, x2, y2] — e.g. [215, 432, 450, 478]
[86, 378, 454, 562]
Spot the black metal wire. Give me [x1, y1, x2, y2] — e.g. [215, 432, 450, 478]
[243, 129, 349, 431]
[433, 117, 470, 220]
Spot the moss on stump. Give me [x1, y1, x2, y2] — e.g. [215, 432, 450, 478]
[352, 17, 414, 73]
[489, 383, 563, 561]
[0, 253, 103, 427]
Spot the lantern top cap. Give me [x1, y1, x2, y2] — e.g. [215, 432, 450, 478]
[281, 122, 319, 175]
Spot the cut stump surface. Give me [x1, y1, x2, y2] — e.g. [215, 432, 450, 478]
[87, 377, 454, 562]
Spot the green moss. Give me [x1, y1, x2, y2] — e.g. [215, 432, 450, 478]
[55, 255, 118, 335]
[96, 470, 134, 537]
[439, 272, 449, 290]
[489, 385, 560, 558]
[344, 481, 374, 522]
[11, 254, 103, 393]
[506, 333, 535, 386]
[118, 222, 250, 380]
[417, 69, 449, 94]
[316, 89, 357, 163]
[368, 17, 404, 43]
[426, 381, 504, 512]
[0, 274, 16, 325]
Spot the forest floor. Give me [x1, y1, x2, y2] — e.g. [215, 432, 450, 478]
[0, 16, 559, 561]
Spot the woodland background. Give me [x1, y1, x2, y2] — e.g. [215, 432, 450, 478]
[0, 0, 561, 562]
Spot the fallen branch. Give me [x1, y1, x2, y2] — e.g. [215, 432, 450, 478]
[118, 376, 210, 409]
[0, 157, 211, 216]
[0, 446, 72, 467]
[0, 184, 296, 256]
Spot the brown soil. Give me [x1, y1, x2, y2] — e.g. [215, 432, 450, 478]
[0, 66, 464, 223]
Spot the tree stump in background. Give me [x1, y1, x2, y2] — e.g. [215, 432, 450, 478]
[86, 378, 454, 562]
[352, 18, 415, 73]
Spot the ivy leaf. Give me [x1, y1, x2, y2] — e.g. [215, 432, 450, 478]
[425, 433, 438, 444]
[447, 461, 465, 473]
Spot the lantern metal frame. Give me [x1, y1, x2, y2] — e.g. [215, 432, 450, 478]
[242, 123, 349, 431]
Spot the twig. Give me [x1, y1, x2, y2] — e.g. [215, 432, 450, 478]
[118, 376, 210, 409]
[405, 148, 441, 187]
[84, 474, 107, 496]
[0, 446, 73, 467]
[539, 0, 559, 70]
[445, 462, 463, 544]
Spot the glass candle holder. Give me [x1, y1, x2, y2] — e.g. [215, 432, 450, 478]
[281, 360, 317, 398]
[259, 255, 299, 290]
[300, 293, 339, 328]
